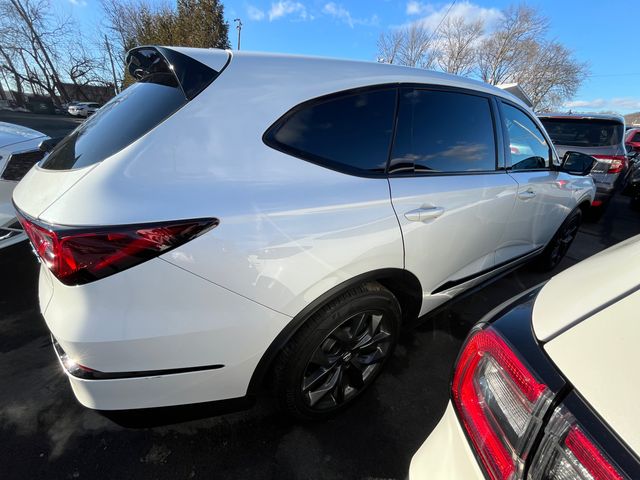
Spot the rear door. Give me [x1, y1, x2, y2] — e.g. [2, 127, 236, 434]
[497, 101, 569, 262]
[388, 87, 518, 314]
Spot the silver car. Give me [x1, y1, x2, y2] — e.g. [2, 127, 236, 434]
[539, 113, 627, 210]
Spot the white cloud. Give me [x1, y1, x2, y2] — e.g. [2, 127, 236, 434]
[402, 1, 503, 32]
[268, 1, 310, 21]
[406, 1, 425, 15]
[68, 0, 87, 5]
[323, 2, 353, 27]
[247, 5, 265, 21]
[322, 2, 379, 28]
[564, 98, 640, 112]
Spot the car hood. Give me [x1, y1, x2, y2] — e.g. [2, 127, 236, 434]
[0, 121, 46, 148]
[532, 234, 640, 342]
[543, 288, 640, 455]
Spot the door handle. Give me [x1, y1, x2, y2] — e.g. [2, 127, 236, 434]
[518, 188, 536, 200]
[404, 206, 445, 222]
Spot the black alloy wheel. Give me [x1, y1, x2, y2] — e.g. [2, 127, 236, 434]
[301, 310, 393, 411]
[273, 282, 401, 420]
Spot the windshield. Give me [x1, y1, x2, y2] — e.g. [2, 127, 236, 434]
[540, 118, 624, 147]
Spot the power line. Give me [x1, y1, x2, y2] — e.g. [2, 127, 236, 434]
[425, 0, 458, 45]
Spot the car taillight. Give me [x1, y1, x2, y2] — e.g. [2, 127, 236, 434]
[452, 327, 552, 480]
[528, 406, 624, 480]
[15, 211, 218, 285]
[592, 155, 627, 174]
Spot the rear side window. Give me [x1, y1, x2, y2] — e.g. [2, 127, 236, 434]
[389, 88, 496, 174]
[41, 47, 220, 171]
[264, 88, 396, 175]
[502, 103, 550, 170]
[632, 132, 640, 143]
[540, 118, 624, 147]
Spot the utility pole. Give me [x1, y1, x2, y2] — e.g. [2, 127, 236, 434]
[105, 35, 120, 96]
[234, 18, 243, 50]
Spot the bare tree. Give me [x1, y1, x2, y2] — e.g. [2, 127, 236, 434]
[513, 40, 588, 111]
[398, 23, 435, 68]
[377, 29, 403, 64]
[477, 5, 548, 85]
[434, 16, 484, 76]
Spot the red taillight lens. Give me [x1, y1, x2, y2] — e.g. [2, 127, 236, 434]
[16, 212, 218, 285]
[529, 406, 624, 480]
[452, 328, 551, 480]
[592, 155, 627, 174]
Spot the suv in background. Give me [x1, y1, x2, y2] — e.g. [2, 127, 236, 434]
[539, 113, 627, 212]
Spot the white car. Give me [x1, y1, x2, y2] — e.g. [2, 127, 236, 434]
[13, 47, 595, 419]
[0, 121, 48, 248]
[68, 102, 100, 117]
[409, 235, 640, 480]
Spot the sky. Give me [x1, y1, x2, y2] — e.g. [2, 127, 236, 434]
[64, 0, 640, 114]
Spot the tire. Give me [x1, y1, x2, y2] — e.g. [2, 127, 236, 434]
[535, 208, 582, 271]
[272, 282, 401, 420]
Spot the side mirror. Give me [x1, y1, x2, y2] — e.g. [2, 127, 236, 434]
[38, 137, 63, 153]
[561, 151, 596, 176]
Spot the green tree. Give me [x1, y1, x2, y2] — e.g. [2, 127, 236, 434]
[102, 0, 231, 87]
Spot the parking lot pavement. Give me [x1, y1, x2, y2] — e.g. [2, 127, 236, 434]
[0, 111, 82, 138]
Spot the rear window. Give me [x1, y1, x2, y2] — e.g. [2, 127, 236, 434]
[41, 47, 220, 171]
[539, 118, 624, 147]
[264, 88, 396, 175]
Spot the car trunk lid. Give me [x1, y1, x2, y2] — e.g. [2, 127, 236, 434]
[532, 234, 640, 342]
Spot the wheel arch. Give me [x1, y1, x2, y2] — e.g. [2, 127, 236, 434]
[246, 268, 422, 395]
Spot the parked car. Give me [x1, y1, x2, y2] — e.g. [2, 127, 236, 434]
[626, 127, 640, 152]
[13, 47, 595, 419]
[0, 122, 48, 248]
[68, 102, 100, 117]
[25, 96, 55, 115]
[409, 235, 640, 480]
[623, 150, 640, 210]
[538, 113, 627, 213]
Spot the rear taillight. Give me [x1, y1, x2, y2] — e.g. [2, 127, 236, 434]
[452, 327, 552, 480]
[528, 406, 624, 480]
[592, 155, 627, 174]
[16, 211, 218, 285]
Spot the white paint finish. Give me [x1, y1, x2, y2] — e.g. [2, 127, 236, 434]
[45, 257, 291, 376]
[64, 358, 260, 410]
[409, 402, 485, 480]
[544, 289, 640, 454]
[496, 171, 591, 263]
[10, 48, 595, 409]
[12, 163, 97, 219]
[533, 234, 640, 341]
[0, 121, 46, 147]
[389, 173, 518, 309]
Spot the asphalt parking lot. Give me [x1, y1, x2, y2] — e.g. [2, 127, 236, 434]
[1, 113, 639, 480]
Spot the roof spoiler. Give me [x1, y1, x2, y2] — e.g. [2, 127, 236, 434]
[125, 46, 221, 100]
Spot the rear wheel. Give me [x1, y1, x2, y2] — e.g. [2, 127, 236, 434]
[535, 208, 582, 271]
[273, 282, 401, 420]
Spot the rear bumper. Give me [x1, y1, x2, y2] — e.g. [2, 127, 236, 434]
[409, 402, 484, 480]
[40, 257, 292, 410]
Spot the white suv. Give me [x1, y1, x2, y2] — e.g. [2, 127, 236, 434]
[12, 47, 595, 419]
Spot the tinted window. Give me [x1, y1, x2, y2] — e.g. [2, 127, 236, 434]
[632, 132, 640, 143]
[503, 104, 550, 170]
[265, 88, 396, 174]
[540, 118, 624, 147]
[390, 89, 496, 174]
[42, 48, 218, 171]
